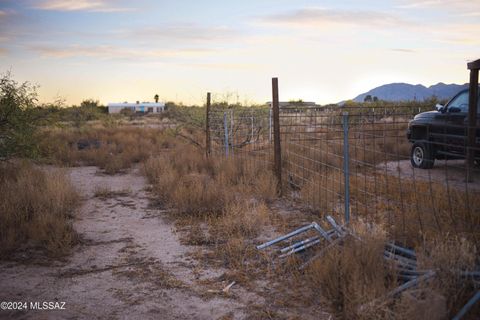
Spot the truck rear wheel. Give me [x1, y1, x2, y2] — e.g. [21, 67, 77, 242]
[411, 142, 435, 169]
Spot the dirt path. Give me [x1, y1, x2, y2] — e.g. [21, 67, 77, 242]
[0, 167, 250, 319]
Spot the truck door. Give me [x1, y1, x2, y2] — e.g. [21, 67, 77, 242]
[445, 90, 469, 154]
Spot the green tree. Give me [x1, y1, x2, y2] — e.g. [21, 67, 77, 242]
[66, 99, 107, 127]
[364, 95, 372, 102]
[0, 72, 39, 159]
[80, 99, 100, 108]
[154, 94, 159, 103]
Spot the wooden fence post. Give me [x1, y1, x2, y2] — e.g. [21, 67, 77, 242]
[272, 78, 282, 195]
[205, 92, 211, 158]
[466, 59, 479, 182]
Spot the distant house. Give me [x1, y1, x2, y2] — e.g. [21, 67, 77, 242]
[107, 101, 165, 114]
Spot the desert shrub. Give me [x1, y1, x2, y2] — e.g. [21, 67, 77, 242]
[209, 202, 271, 271]
[415, 237, 478, 319]
[394, 288, 447, 320]
[0, 72, 40, 159]
[211, 201, 270, 240]
[216, 236, 258, 269]
[143, 156, 178, 201]
[0, 162, 79, 257]
[50, 99, 107, 126]
[170, 173, 233, 215]
[252, 171, 278, 202]
[305, 231, 396, 319]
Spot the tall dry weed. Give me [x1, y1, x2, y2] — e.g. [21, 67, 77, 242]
[415, 237, 478, 318]
[0, 162, 79, 257]
[305, 222, 396, 319]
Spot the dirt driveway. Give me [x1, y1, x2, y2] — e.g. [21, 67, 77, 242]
[0, 167, 255, 320]
[378, 159, 480, 191]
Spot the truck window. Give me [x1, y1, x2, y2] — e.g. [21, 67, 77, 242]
[447, 91, 469, 112]
[447, 91, 480, 113]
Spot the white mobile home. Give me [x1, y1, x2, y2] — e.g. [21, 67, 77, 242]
[107, 102, 165, 114]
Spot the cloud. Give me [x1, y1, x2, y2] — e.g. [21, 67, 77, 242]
[397, 1, 480, 13]
[32, 0, 133, 12]
[180, 62, 261, 70]
[430, 23, 480, 46]
[391, 48, 416, 53]
[261, 7, 410, 29]
[30, 44, 213, 60]
[0, 9, 15, 18]
[133, 24, 240, 43]
[461, 12, 480, 17]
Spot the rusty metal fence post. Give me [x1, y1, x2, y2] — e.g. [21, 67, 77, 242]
[269, 108, 272, 143]
[272, 77, 282, 195]
[205, 92, 211, 158]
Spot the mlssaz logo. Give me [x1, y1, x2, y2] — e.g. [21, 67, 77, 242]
[30, 302, 66, 310]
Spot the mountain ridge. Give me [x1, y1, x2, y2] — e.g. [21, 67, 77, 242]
[352, 82, 468, 102]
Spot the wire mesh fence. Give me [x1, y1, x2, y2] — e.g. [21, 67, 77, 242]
[207, 107, 274, 170]
[206, 100, 480, 244]
[280, 104, 479, 243]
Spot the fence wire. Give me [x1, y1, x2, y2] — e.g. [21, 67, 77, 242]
[207, 104, 480, 244]
[208, 107, 273, 170]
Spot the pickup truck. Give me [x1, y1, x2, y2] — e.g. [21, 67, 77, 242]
[407, 88, 480, 168]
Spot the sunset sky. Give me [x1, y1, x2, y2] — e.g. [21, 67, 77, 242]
[0, 0, 479, 105]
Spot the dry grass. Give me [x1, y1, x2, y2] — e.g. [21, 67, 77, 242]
[0, 161, 80, 258]
[171, 173, 233, 215]
[389, 236, 478, 319]
[38, 125, 177, 174]
[211, 201, 270, 240]
[300, 223, 478, 319]
[348, 174, 480, 245]
[415, 237, 478, 318]
[209, 201, 270, 269]
[144, 144, 277, 217]
[304, 224, 396, 319]
[394, 289, 447, 320]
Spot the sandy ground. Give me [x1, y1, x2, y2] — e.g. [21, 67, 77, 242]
[0, 167, 259, 320]
[378, 159, 480, 191]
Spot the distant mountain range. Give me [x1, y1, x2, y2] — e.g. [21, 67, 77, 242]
[352, 82, 469, 103]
